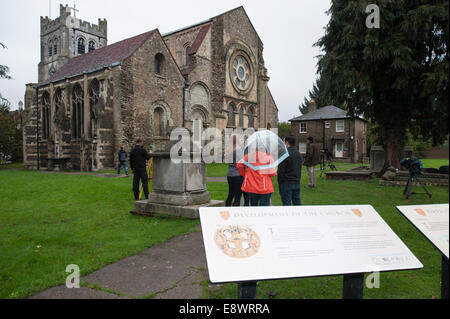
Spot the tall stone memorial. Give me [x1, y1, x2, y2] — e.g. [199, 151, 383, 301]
[131, 143, 223, 218]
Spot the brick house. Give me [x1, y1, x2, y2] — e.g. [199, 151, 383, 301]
[289, 104, 368, 162]
[22, 5, 278, 171]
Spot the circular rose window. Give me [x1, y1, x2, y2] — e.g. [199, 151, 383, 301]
[230, 54, 252, 93]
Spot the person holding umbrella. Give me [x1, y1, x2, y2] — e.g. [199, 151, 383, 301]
[237, 130, 289, 206]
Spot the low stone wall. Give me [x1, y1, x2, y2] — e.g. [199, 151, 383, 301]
[325, 168, 377, 181]
[379, 171, 449, 187]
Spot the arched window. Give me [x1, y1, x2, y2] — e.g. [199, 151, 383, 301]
[248, 107, 254, 128]
[185, 45, 190, 65]
[238, 106, 244, 127]
[88, 80, 100, 139]
[154, 107, 164, 136]
[154, 53, 164, 75]
[72, 84, 84, 138]
[228, 103, 235, 127]
[48, 39, 53, 57]
[77, 38, 85, 54]
[88, 41, 96, 52]
[42, 92, 51, 139]
[53, 38, 58, 55]
[54, 88, 62, 115]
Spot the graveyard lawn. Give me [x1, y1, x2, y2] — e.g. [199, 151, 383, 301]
[0, 170, 198, 298]
[0, 160, 448, 299]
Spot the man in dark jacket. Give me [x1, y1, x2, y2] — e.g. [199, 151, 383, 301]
[277, 136, 302, 206]
[117, 147, 128, 175]
[304, 136, 320, 188]
[129, 139, 151, 200]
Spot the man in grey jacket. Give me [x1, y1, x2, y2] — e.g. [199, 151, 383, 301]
[304, 136, 320, 188]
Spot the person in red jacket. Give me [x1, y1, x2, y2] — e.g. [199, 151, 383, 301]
[237, 149, 277, 206]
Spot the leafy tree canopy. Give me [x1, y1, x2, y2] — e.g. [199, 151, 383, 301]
[315, 0, 448, 166]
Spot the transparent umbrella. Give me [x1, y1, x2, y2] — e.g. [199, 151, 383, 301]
[240, 130, 289, 174]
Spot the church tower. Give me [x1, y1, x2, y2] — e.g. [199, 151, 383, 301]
[38, 4, 107, 82]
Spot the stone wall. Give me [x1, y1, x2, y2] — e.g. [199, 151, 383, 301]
[125, 31, 185, 151]
[23, 69, 116, 171]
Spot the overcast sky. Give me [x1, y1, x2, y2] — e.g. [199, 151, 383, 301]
[0, 0, 331, 122]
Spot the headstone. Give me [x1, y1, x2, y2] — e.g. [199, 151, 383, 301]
[132, 151, 223, 219]
[370, 146, 385, 172]
[370, 146, 414, 172]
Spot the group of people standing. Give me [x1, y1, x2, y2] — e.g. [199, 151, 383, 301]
[120, 133, 321, 206]
[225, 135, 320, 207]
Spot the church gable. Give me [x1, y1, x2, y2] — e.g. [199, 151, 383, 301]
[123, 30, 185, 148]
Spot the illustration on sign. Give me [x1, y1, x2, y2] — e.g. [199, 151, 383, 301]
[214, 225, 261, 258]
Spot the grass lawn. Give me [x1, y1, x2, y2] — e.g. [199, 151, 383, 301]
[0, 170, 198, 298]
[0, 159, 448, 299]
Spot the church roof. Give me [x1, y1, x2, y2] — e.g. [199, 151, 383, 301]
[289, 105, 365, 122]
[40, 30, 157, 85]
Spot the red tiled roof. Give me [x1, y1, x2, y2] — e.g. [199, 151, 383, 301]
[41, 30, 156, 85]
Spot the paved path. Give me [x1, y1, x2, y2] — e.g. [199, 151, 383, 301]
[30, 230, 210, 299]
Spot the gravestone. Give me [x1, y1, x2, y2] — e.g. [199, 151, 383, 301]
[370, 146, 385, 172]
[370, 146, 414, 172]
[131, 148, 223, 219]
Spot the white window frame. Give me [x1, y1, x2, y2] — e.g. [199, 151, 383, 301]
[325, 121, 331, 129]
[336, 120, 345, 132]
[299, 122, 307, 134]
[299, 142, 307, 154]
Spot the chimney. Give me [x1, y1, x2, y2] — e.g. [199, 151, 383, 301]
[308, 98, 317, 112]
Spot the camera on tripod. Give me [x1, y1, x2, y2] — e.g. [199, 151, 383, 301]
[399, 157, 431, 199]
[400, 157, 423, 174]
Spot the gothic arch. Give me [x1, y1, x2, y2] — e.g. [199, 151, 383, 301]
[150, 100, 172, 137]
[77, 36, 86, 54]
[190, 81, 210, 108]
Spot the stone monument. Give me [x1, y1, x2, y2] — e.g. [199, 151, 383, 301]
[131, 142, 224, 219]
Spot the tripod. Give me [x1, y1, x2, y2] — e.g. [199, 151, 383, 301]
[403, 169, 432, 200]
[320, 150, 337, 177]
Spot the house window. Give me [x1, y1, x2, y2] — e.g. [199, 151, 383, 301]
[185, 45, 190, 65]
[88, 41, 96, 52]
[238, 107, 244, 127]
[77, 38, 85, 54]
[154, 107, 164, 136]
[299, 142, 307, 154]
[72, 84, 84, 139]
[48, 40, 53, 57]
[88, 79, 100, 139]
[54, 88, 62, 114]
[325, 121, 331, 129]
[336, 120, 344, 132]
[53, 38, 58, 55]
[248, 107, 254, 128]
[42, 92, 51, 140]
[228, 103, 235, 126]
[300, 122, 307, 133]
[154, 53, 164, 75]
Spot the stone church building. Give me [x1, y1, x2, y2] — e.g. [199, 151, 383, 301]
[22, 5, 278, 171]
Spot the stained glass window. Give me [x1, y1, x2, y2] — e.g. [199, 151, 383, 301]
[231, 54, 251, 91]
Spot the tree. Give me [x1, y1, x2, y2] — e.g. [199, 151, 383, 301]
[0, 42, 22, 162]
[277, 122, 291, 140]
[299, 75, 343, 114]
[315, 0, 449, 167]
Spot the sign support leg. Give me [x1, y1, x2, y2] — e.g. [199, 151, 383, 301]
[342, 273, 364, 299]
[442, 256, 449, 299]
[238, 281, 257, 299]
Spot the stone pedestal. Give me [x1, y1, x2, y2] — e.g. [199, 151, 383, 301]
[370, 146, 385, 172]
[131, 151, 224, 219]
[370, 146, 414, 172]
